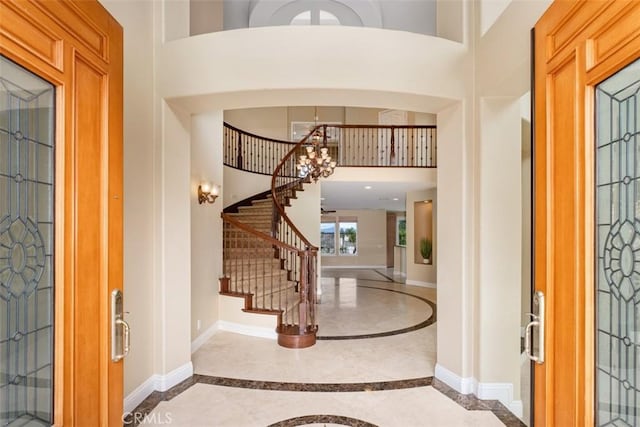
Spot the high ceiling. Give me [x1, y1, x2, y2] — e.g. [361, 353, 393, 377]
[320, 179, 435, 212]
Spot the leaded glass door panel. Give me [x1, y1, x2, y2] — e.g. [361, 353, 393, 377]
[596, 57, 640, 427]
[0, 55, 54, 426]
[534, 1, 640, 425]
[0, 0, 123, 424]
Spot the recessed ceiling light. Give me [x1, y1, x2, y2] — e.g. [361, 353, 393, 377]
[392, 198, 399, 201]
[364, 185, 372, 190]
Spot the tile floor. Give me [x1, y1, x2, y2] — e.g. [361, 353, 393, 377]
[132, 269, 525, 426]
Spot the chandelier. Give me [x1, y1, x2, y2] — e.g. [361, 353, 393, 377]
[296, 112, 337, 181]
[297, 139, 337, 181]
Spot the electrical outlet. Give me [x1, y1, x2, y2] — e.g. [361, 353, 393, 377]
[197, 320, 201, 331]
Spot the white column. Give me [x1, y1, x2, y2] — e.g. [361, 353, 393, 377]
[190, 111, 224, 348]
[476, 96, 522, 412]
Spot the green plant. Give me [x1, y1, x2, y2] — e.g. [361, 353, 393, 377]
[420, 237, 432, 260]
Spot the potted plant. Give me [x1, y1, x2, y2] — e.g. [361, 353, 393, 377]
[420, 237, 432, 264]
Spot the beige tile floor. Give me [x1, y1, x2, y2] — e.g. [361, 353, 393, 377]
[147, 269, 507, 426]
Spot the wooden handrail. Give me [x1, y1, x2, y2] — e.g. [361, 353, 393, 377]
[221, 213, 300, 254]
[224, 122, 297, 145]
[270, 126, 322, 251]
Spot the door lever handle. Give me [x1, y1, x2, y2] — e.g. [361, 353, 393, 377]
[116, 318, 131, 359]
[524, 291, 545, 364]
[111, 289, 130, 362]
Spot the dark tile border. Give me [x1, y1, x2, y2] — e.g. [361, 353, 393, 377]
[267, 414, 378, 427]
[195, 374, 433, 392]
[432, 379, 527, 427]
[317, 285, 437, 340]
[124, 376, 432, 426]
[126, 375, 525, 427]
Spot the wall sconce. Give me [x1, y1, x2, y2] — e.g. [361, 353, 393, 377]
[198, 182, 219, 204]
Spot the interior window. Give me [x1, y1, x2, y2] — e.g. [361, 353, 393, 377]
[320, 221, 336, 254]
[319, 10, 340, 25]
[290, 10, 311, 25]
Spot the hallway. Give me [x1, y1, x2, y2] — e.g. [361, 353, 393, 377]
[129, 270, 523, 426]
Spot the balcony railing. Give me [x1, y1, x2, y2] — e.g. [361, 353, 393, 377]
[224, 123, 437, 175]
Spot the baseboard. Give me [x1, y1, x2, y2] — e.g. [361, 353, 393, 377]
[321, 265, 388, 269]
[434, 363, 476, 394]
[434, 364, 523, 419]
[123, 361, 193, 414]
[217, 320, 277, 340]
[405, 280, 437, 288]
[155, 361, 193, 392]
[124, 375, 156, 414]
[191, 321, 219, 354]
[509, 400, 524, 419]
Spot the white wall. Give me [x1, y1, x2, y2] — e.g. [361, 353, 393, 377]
[407, 189, 437, 286]
[225, 107, 289, 140]
[436, 102, 470, 382]
[100, 0, 155, 397]
[476, 97, 521, 394]
[158, 26, 466, 114]
[190, 111, 224, 342]
[321, 209, 387, 268]
[223, 167, 272, 208]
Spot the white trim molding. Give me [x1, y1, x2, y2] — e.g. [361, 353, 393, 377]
[434, 363, 476, 394]
[405, 280, 437, 288]
[124, 376, 156, 414]
[191, 321, 220, 354]
[434, 364, 523, 419]
[321, 265, 388, 270]
[155, 361, 193, 392]
[217, 320, 277, 340]
[123, 361, 193, 414]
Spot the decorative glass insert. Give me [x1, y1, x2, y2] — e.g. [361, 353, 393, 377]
[0, 55, 55, 426]
[596, 57, 640, 427]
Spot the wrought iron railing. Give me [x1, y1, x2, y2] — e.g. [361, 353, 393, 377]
[224, 123, 298, 176]
[223, 123, 437, 174]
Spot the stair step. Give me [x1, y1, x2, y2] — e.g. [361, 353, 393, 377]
[238, 205, 273, 213]
[228, 210, 273, 221]
[254, 286, 299, 312]
[227, 267, 287, 281]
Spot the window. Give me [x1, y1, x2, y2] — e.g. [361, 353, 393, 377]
[339, 221, 357, 255]
[290, 10, 311, 25]
[321, 217, 358, 256]
[396, 217, 406, 246]
[289, 9, 341, 26]
[320, 221, 336, 254]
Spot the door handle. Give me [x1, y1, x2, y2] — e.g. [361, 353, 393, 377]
[525, 290, 545, 364]
[111, 289, 130, 362]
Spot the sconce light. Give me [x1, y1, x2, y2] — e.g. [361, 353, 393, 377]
[198, 182, 219, 204]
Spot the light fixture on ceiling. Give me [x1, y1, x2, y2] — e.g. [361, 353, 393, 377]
[198, 182, 219, 204]
[364, 185, 372, 190]
[297, 107, 337, 182]
[392, 197, 399, 201]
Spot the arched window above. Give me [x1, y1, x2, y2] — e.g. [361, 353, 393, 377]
[251, 0, 374, 28]
[290, 10, 311, 25]
[319, 10, 341, 26]
[289, 9, 342, 26]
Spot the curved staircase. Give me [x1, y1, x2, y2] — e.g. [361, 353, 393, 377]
[221, 177, 317, 348]
[220, 122, 437, 348]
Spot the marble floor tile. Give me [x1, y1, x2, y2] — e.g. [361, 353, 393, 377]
[131, 269, 524, 427]
[142, 383, 506, 427]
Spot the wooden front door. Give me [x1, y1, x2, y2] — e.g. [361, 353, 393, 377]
[534, 1, 640, 425]
[0, 0, 123, 425]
